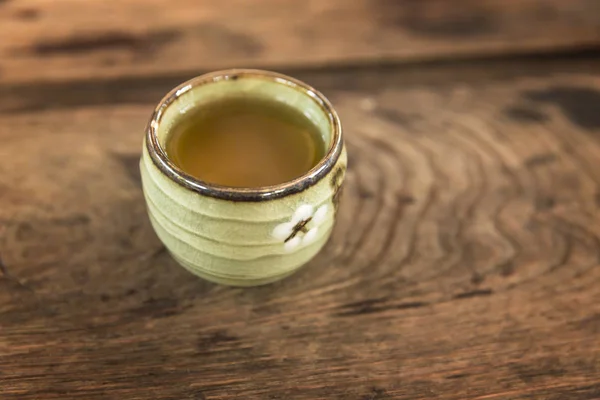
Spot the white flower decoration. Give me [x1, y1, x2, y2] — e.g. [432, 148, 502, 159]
[272, 204, 329, 252]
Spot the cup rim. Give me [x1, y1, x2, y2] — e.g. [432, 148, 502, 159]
[145, 68, 343, 202]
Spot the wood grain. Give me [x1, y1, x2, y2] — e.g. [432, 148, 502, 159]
[1, 58, 599, 399]
[1, 0, 600, 83]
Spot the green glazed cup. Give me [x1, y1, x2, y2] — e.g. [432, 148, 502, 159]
[140, 69, 347, 286]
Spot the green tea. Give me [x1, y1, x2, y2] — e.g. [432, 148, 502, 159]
[166, 96, 325, 188]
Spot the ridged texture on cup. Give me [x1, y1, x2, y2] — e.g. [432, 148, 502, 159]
[140, 144, 347, 286]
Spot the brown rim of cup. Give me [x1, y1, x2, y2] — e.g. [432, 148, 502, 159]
[145, 69, 344, 202]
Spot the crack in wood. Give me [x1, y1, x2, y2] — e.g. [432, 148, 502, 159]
[453, 288, 493, 299]
[23, 29, 180, 56]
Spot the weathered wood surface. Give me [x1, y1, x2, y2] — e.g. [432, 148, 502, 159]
[1, 0, 600, 83]
[1, 58, 599, 399]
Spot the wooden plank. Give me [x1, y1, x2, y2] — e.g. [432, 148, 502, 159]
[1, 60, 600, 399]
[1, 0, 600, 83]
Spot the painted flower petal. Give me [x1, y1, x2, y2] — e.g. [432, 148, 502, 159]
[272, 222, 294, 240]
[292, 204, 314, 224]
[284, 236, 302, 252]
[312, 204, 328, 225]
[302, 227, 319, 245]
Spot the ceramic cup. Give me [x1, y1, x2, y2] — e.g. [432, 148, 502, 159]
[140, 69, 347, 286]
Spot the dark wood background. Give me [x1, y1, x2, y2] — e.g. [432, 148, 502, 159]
[1, 1, 600, 399]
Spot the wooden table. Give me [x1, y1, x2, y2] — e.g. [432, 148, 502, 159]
[1, 1, 600, 399]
